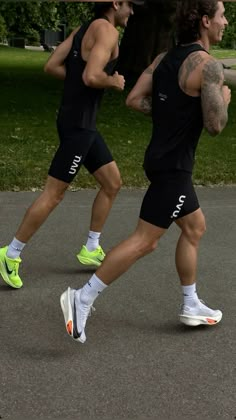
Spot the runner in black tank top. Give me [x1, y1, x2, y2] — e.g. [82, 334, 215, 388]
[144, 44, 207, 176]
[0, 2, 138, 290]
[59, 19, 118, 131]
[60, 1, 230, 344]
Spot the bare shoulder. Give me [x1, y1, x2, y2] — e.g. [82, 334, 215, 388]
[70, 26, 80, 37]
[180, 51, 208, 78]
[179, 51, 209, 93]
[143, 52, 167, 75]
[153, 51, 167, 68]
[90, 19, 119, 43]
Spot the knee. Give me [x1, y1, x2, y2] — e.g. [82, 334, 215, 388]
[105, 176, 122, 196]
[136, 238, 158, 257]
[186, 221, 206, 245]
[43, 189, 66, 210]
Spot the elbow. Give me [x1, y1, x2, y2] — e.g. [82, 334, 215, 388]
[204, 110, 228, 137]
[126, 95, 132, 108]
[126, 93, 136, 109]
[205, 120, 226, 137]
[82, 71, 97, 87]
[44, 62, 52, 74]
[206, 126, 221, 137]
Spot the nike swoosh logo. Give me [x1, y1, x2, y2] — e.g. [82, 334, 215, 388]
[95, 256, 104, 262]
[5, 260, 13, 275]
[73, 300, 82, 339]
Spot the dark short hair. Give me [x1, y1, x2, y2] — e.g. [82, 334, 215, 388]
[175, 0, 220, 44]
[93, 2, 114, 18]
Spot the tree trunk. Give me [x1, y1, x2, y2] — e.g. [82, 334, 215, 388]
[117, 1, 176, 82]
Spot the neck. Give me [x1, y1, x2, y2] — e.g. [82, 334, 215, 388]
[104, 11, 116, 27]
[102, 15, 110, 23]
[180, 39, 209, 52]
[195, 39, 210, 52]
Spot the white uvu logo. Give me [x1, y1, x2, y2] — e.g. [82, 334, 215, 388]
[171, 195, 186, 218]
[69, 155, 82, 175]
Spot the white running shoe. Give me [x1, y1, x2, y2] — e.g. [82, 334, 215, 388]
[60, 287, 94, 343]
[179, 300, 222, 327]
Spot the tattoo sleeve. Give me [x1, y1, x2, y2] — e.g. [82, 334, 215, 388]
[140, 96, 152, 115]
[201, 59, 228, 136]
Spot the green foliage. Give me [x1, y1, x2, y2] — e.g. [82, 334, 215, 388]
[25, 28, 40, 46]
[220, 2, 236, 49]
[0, 1, 60, 39]
[57, 2, 93, 34]
[0, 14, 7, 40]
[0, 1, 94, 43]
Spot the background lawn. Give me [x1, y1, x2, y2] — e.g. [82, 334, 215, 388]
[0, 45, 235, 190]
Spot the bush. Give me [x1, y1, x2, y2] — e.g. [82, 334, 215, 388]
[25, 29, 40, 46]
[0, 15, 7, 41]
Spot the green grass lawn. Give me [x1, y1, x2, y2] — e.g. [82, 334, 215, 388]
[211, 48, 236, 59]
[0, 45, 236, 190]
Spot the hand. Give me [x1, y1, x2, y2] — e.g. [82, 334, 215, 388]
[222, 85, 231, 106]
[112, 71, 125, 91]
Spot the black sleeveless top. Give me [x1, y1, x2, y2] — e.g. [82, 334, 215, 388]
[58, 19, 118, 130]
[144, 44, 208, 174]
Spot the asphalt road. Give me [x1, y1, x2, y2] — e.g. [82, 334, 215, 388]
[0, 188, 235, 420]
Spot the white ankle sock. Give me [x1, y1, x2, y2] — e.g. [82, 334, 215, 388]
[78, 274, 107, 305]
[7, 237, 26, 259]
[86, 231, 101, 251]
[182, 283, 199, 307]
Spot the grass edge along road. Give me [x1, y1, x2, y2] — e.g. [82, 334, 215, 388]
[0, 45, 236, 190]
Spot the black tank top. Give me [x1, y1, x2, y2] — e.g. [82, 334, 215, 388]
[144, 44, 208, 174]
[58, 19, 118, 130]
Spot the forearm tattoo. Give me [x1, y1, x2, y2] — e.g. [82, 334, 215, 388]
[201, 59, 228, 134]
[140, 96, 152, 115]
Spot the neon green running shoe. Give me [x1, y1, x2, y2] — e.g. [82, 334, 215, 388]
[0, 246, 23, 288]
[76, 245, 105, 267]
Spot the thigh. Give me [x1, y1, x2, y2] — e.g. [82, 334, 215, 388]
[140, 172, 199, 229]
[134, 217, 166, 244]
[49, 128, 96, 183]
[175, 176, 199, 220]
[83, 131, 114, 174]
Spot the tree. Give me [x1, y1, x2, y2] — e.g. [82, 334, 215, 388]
[117, 0, 236, 80]
[57, 2, 93, 34]
[117, 0, 176, 80]
[0, 15, 7, 41]
[0, 1, 60, 44]
[0, 1, 94, 43]
[220, 1, 236, 48]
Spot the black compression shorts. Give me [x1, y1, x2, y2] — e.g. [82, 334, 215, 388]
[48, 125, 114, 183]
[140, 171, 199, 229]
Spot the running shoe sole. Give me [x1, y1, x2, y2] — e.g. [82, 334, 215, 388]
[179, 312, 222, 327]
[60, 287, 85, 343]
[77, 255, 102, 267]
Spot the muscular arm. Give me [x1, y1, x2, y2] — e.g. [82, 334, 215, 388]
[82, 24, 121, 89]
[44, 27, 79, 80]
[126, 52, 166, 115]
[201, 58, 229, 136]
